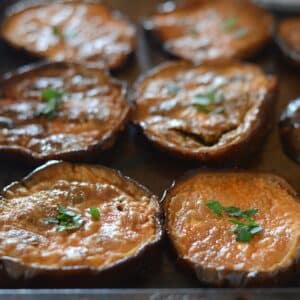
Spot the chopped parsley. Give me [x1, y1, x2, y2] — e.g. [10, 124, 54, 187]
[206, 200, 262, 243]
[89, 207, 100, 221]
[222, 16, 237, 31]
[51, 26, 64, 38]
[233, 27, 249, 39]
[38, 88, 64, 118]
[206, 200, 222, 216]
[166, 84, 181, 95]
[51, 26, 77, 39]
[222, 16, 248, 39]
[44, 205, 84, 232]
[192, 89, 224, 114]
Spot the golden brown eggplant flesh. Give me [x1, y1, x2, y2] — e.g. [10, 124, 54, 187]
[0, 160, 162, 286]
[133, 61, 277, 164]
[1, 0, 136, 69]
[0, 61, 130, 163]
[279, 98, 300, 164]
[163, 171, 300, 287]
[145, 0, 273, 64]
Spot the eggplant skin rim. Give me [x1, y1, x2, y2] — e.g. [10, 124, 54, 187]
[0, 61, 132, 165]
[0, 160, 163, 286]
[161, 170, 300, 287]
[132, 60, 278, 165]
[0, 0, 137, 70]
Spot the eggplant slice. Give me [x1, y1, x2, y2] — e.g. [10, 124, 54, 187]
[0, 161, 162, 285]
[133, 61, 277, 164]
[1, 0, 136, 69]
[145, 0, 273, 64]
[0, 62, 130, 163]
[279, 98, 300, 164]
[277, 18, 300, 65]
[163, 171, 300, 287]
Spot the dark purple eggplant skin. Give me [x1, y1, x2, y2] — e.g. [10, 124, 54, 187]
[279, 98, 300, 164]
[0, 0, 137, 71]
[0, 160, 163, 288]
[0, 61, 131, 166]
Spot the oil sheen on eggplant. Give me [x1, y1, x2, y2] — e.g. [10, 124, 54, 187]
[163, 172, 300, 287]
[0, 161, 162, 283]
[279, 98, 300, 163]
[0, 62, 130, 162]
[1, 1, 136, 69]
[133, 61, 277, 164]
[145, 0, 273, 64]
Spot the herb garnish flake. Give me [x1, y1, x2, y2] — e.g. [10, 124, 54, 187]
[89, 207, 100, 221]
[38, 88, 64, 118]
[44, 204, 83, 232]
[192, 89, 224, 114]
[221, 16, 248, 39]
[206, 200, 262, 243]
[166, 84, 181, 95]
[222, 16, 237, 31]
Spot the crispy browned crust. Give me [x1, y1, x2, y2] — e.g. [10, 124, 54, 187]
[162, 170, 300, 287]
[132, 60, 278, 165]
[0, 61, 131, 164]
[277, 18, 300, 67]
[144, 0, 273, 64]
[0, 0, 136, 70]
[0, 160, 163, 287]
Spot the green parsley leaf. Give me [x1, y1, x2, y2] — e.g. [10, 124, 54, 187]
[206, 200, 223, 216]
[233, 27, 248, 39]
[206, 201, 263, 243]
[250, 225, 263, 235]
[42, 88, 64, 102]
[39, 88, 64, 118]
[235, 225, 252, 242]
[222, 16, 237, 31]
[44, 204, 83, 232]
[52, 26, 77, 40]
[89, 207, 100, 221]
[189, 27, 199, 36]
[52, 26, 64, 38]
[224, 206, 243, 217]
[243, 208, 258, 217]
[192, 89, 224, 114]
[166, 84, 181, 95]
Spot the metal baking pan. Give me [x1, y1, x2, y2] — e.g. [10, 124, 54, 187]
[0, 0, 299, 298]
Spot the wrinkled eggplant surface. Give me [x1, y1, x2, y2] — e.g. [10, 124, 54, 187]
[1, 1, 136, 69]
[133, 61, 277, 164]
[0, 161, 162, 285]
[145, 0, 273, 64]
[0, 62, 130, 162]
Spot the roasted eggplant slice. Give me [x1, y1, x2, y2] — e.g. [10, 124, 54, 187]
[0, 62, 130, 163]
[279, 98, 300, 164]
[1, 1, 136, 69]
[277, 18, 300, 65]
[0, 161, 162, 285]
[163, 171, 300, 287]
[133, 61, 277, 164]
[145, 0, 273, 64]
